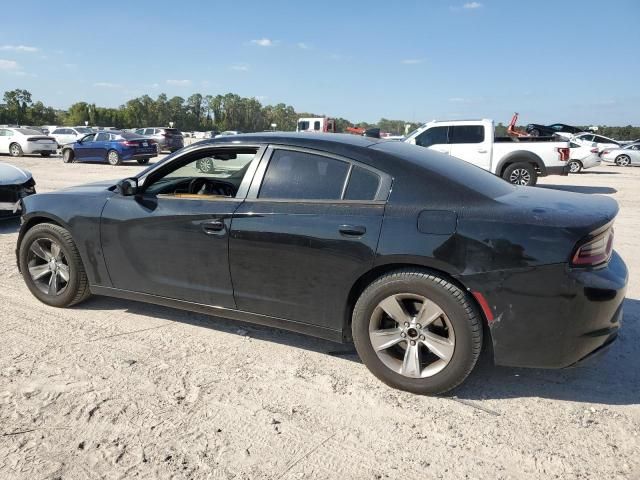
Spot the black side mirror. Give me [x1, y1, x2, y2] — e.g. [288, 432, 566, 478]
[117, 177, 138, 196]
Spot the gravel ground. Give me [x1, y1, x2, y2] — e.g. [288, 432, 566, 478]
[0, 153, 638, 480]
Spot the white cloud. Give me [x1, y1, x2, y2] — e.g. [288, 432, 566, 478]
[166, 79, 192, 86]
[0, 59, 19, 70]
[463, 2, 482, 8]
[251, 38, 277, 47]
[94, 82, 122, 88]
[297, 42, 310, 49]
[0, 45, 39, 52]
[401, 59, 424, 65]
[230, 63, 250, 72]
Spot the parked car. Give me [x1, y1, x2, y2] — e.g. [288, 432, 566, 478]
[60, 130, 157, 165]
[48, 126, 95, 147]
[526, 123, 583, 137]
[0, 127, 57, 157]
[16, 133, 627, 395]
[572, 133, 620, 151]
[404, 119, 571, 186]
[133, 127, 184, 153]
[0, 162, 35, 218]
[215, 130, 242, 138]
[600, 143, 640, 166]
[567, 142, 601, 173]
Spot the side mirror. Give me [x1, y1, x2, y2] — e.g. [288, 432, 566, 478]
[117, 177, 138, 196]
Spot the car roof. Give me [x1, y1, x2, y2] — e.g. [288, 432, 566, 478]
[199, 132, 381, 149]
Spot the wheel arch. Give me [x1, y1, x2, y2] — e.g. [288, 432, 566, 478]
[343, 262, 494, 356]
[496, 150, 546, 177]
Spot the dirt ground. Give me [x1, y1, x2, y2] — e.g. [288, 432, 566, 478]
[0, 153, 638, 480]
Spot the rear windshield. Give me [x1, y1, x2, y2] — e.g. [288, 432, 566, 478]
[372, 141, 515, 198]
[163, 128, 180, 134]
[16, 128, 43, 135]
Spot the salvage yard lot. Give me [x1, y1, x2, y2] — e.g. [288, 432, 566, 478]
[1, 155, 638, 479]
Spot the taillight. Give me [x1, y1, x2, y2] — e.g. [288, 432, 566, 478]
[122, 140, 137, 146]
[571, 227, 614, 267]
[590, 148, 598, 154]
[557, 147, 570, 161]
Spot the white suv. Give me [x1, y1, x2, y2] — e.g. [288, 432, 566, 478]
[49, 127, 95, 147]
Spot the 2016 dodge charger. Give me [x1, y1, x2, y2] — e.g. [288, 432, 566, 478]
[15, 133, 627, 394]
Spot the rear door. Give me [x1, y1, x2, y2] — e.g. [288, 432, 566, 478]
[229, 146, 390, 332]
[449, 124, 491, 170]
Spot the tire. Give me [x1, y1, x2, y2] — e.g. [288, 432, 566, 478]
[568, 160, 582, 173]
[502, 162, 538, 186]
[62, 149, 74, 163]
[19, 223, 91, 308]
[156, 144, 162, 154]
[107, 149, 121, 166]
[9, 143, 23, 157]
[529, 128, 541, 137]
[137, 158, 150, 165]
[352, 269, 482, 395]
[40, 152, 51, 158]
[615, 155, 631, 167]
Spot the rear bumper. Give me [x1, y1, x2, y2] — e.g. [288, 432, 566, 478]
[120, 150, 157, 161]
[458, 252, 628, 368]
[545, 164, 571, 176]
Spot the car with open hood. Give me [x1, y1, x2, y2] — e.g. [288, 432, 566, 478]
[0, 162, 36, 217]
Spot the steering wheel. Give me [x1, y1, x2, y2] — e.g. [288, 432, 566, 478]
[188, 177, 210, 194]
[187, 178, 235, 196]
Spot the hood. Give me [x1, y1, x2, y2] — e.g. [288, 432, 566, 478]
[56, 179, 119, 195]
[0, 162, 33, 185]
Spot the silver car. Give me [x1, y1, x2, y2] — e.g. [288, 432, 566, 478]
[567, 142, 602, 173]
[600, 143, 640, 167]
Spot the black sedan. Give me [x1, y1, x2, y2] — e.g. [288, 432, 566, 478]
[15, 133, 627, 394]
[526, 123, 583, 137]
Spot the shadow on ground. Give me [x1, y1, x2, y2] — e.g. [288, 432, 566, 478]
[0, 218, 20, 235]
[80, 292, 639, 405]
[538, 184, 617, 194]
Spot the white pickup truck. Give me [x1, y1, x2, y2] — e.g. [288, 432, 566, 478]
[404, 119, 571, 186]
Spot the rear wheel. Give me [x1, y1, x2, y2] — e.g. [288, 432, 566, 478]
[502, 162, 538, 186]
[107, 149, 121, 166]
[9, 143, 23, 157]
[137, 158, 150, 165]
[62, 149, 74, 163]
[352, 269, 482, 395]
[19, 223, 91, 308]
[568, 160, 582, 173]
[615, 155, 631, 167]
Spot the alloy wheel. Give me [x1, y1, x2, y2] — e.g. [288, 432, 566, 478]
[616, 155, 630, 167]
[10, 144, 21, 157]
[27, 238, 70, 296]
[509, 168, 531, 185]
[569, 161, 581, 173]
[368, 293, 455, 378]
[108, 151, 119, 165]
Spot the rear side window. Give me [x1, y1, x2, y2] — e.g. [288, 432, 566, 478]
[449, 125, 484, 144]
[344, 166, 380, 200]
[259, 150, 349, 200]
[415, 126, 448, 147]
[95, 132, 110, 141]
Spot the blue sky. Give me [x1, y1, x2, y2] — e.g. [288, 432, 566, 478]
[1, 0, 638, 125]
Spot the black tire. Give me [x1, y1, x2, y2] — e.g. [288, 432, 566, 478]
[19, 223, 91, 308]
[40, 152, 51, 158]
[62, 149, 74, 163]
[107, 149, 121, 166]
[568, 160, 582, 173]
[352, 269, 482, 395]
[529, 128, 541, 137]
[156, 144, 162, 154]
[615, 155, 631, 167]
[9, 143, 23, 157]
[137, 158, 150, 165]
[502, 162, 538, 186]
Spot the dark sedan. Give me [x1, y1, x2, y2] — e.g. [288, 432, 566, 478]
[15, 133, 627, 394]
[61, 130, 157, 165]
[526, 123, 583, 137]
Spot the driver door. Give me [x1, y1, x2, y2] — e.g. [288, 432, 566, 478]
[74, 133, 98, 161]
[99, 146, 263, 307]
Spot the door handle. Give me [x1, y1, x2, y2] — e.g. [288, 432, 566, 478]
[201, 219, 225, 235]
[477, 149, 487, 153]
[339, 225, 366, 237]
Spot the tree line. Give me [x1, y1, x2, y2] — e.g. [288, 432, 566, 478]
[1, 89, 638, 139]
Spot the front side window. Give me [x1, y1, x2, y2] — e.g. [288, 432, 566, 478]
[449, 125, 484, 144]
[259, 150, 349, 200]
[298, 121, 309, 131]
[415, 126, 448, 148]
[145, 149, 258, 199]
[81, 134, 96, 143]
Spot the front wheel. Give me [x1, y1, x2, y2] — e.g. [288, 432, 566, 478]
[9, 143, 23, 157]
[19, 223, 91, 308]
[568, 160, 582, 173]
[352, 269, 482, 395]
[502, 162, 538, 186]
[62, 149, 74, 163]
[107, 149, 121, 166]
[615, 155, 631, 167]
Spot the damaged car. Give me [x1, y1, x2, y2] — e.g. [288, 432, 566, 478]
[0, 162, 36, 218]
[15, 133, 627, 395]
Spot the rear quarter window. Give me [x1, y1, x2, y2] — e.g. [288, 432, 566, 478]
[344, 166, 380, 200]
